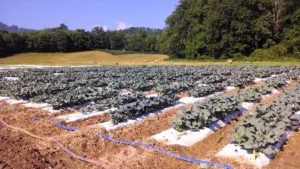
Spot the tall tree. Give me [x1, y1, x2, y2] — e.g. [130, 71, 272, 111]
[158, 0, 190, 58]
[91, 27, 109, 49]
[2, 31, 25, 53]
[108, 31, 126, 50]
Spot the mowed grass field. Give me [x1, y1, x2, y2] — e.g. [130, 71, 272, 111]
[0, 51, 300, 66]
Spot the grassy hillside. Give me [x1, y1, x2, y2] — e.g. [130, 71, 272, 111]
[0, 51, 168, 66]
[0, 51, 300, 66]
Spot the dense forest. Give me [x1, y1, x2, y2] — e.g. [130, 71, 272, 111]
[0, 24, 161, 57]
[159, 0, 300, 60]
[1, 0, 300, 60]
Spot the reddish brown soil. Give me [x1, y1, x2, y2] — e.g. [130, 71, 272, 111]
[245, 81, 265, 89]
[0, 124, 93, 169]
[176, 91, 189, 98]
[0, 102, 69, 137]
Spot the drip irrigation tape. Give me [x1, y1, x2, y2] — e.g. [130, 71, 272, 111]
[53, 140, 107, 167]
[49, 119, 77, 131]
[31, 115, 77, 131]
[32, 115, 41, 121]
[98, 133, 232, 169]
[11, 108, 19, 113]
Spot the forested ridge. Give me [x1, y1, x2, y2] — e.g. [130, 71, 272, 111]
[1, 0, 300, 60]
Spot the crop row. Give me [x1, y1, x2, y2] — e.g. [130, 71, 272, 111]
[231, 82, 300, 157]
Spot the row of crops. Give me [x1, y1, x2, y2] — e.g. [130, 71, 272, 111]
[231, 82, 300, 157]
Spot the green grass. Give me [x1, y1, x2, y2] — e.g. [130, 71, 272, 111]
[0, 50, 299, 66]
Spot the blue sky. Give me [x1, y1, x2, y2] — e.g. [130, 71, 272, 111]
[0, 0, 179, 31]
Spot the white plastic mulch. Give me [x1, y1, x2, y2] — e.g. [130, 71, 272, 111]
[41, 106, 62, 114]
[4, 77, 20, 81]
[6, 99, 28, 105]
[176, 97, 205, 104]
[0, 96, 9, 101]
[146, 93, 159, 98]
[53, 73, 64, 76]
[254, 78, 266, 83]
[23, 102, 50, 108]
[197, 83, 208, 87]
[254, 73, 286, 84]
[144, 91, 159, 98]
[151, 102, 255, 147]
[225, 86, 237, 91]
[57, 108, 117, 123]
[119, 89, 132, 95]
[0, 97, 61, 114]
[216, 144, 270, 168]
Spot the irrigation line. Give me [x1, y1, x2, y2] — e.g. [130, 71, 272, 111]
[32, 115, 77, 131]
[98, 133, 232, 169]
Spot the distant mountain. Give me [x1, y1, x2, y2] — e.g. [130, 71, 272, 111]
[0, 22, 36, 32]
[123, 27, 163, 36]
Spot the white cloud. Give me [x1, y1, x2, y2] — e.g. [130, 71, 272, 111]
[102, 25, 108, 31]
[116, 22, 132, 30]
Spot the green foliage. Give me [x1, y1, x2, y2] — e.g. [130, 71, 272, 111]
[0, 24, 161, 57]
[91, 27, 109, 49]
[107, 31, 126, 50]
[159, 0, 300, 60]
[232, 82, 300, 157]
[249, 37, 300, 61]
[0, 30, 25, 56]
[125, 29, 158, 53]
[68, 29, 93, 51]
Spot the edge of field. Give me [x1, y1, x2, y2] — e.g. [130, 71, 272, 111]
[1, 51, 300, 66]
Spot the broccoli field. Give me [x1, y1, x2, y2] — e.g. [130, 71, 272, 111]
[0, 65, 300, 169]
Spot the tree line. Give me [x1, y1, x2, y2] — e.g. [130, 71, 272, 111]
[0, 24, 161, 57]
[158, 0, 300, 59]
